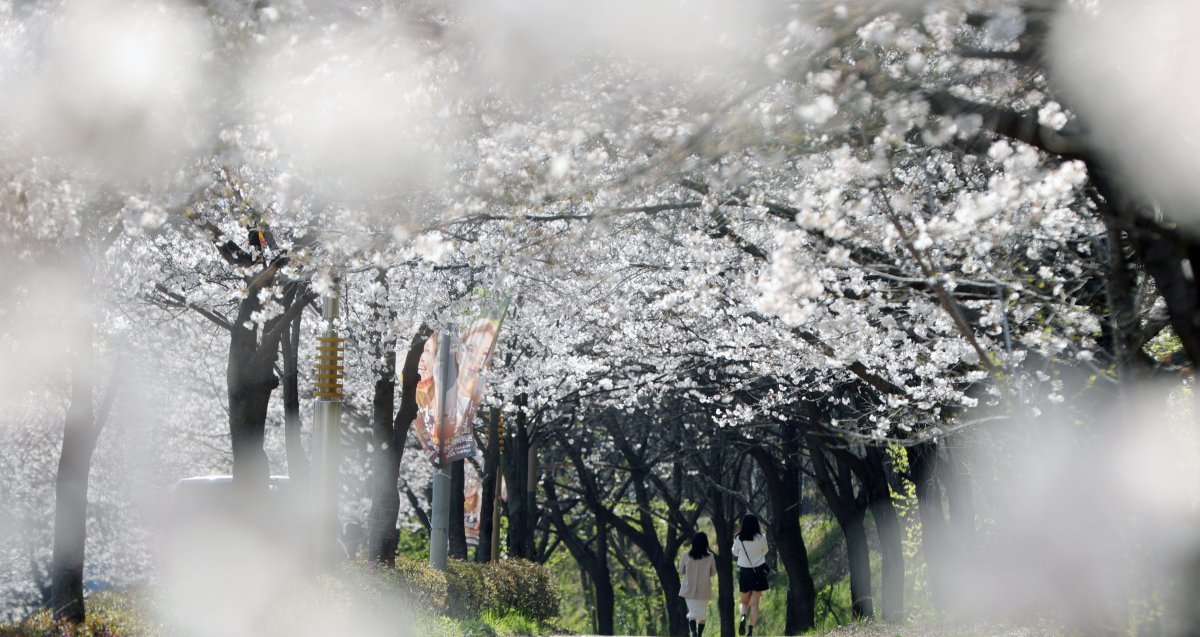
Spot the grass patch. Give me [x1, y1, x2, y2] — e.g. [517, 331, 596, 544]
[483, 609, 545, 636]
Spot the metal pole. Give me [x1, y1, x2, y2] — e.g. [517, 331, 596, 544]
[429, 329, 452, 570]
[490, 414, 503, 562]
[430, 469, 449, 570]
[312, 284, 343, 571]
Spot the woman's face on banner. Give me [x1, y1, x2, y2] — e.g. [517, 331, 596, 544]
[415, 334, 438, 408]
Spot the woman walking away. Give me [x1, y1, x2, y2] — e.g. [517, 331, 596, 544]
[731, 514, 769, 636]
[678, 531, 717, 637]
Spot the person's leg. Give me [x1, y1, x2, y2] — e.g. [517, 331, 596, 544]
[686, 599, 704, 637]
[748, 590, 763, 634]
[739, 590, 750, 635]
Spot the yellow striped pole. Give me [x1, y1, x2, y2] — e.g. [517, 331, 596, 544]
[312, 285, 343, 570]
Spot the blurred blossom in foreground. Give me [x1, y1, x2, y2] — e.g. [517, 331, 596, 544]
[945, 381, 1200, 633]
[245, 23, 449, 204]
[0, 264, 78, 403]
[1048, 0, 1200, 226]
[0, 0, 213, 184]
[458, 0, 768, 90]
[159, 513, 418, 637]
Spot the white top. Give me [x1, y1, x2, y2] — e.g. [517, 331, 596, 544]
[732, 534, 768, 568]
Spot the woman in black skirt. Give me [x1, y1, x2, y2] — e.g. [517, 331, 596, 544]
[731, 514, 769, 636]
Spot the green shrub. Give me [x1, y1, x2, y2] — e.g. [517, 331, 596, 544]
[0, 591, 155, 637]
[441, 558, 559, 623]
[392, 556, 450, 613]
[482, 559, 559, 623]
[333, 557, 556, 624]
[0, 560, 556, 636]
[446, 560, 491, 618]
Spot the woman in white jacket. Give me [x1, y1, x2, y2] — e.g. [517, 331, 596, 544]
[678, 531, 717, 637]
[731, 514, 769, 636]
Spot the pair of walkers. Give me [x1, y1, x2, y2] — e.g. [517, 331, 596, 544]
[677, 514, 770, 637]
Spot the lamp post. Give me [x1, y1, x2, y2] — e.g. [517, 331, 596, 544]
[312, 283, 343, 571]
[429, 328, 452, 571]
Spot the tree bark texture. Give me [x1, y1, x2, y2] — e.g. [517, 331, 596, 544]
[567, 422, 688, 637]
[613, 430, 689, 637]
[449, 459, 468, 559]
[807, 435, 873, 620]
[368, 327, 429, 566]
[841, 513, 874, 620]
[906, 440, 953, 610]
[709, 478, 738, 637]
[226, 270, 308, 497]
[863, 446, 905, 623]
[475, 409, 500, 563]
[750, 445, 817, 634]
[281, 312, 309, 486]
[544, 478, 615, 635]
[50, 296, 118, 622]
[367, 349, 399, 563]
[503, 394, 535, 559]
[938, 444, 976, 547]
[50, 314, 98, 622]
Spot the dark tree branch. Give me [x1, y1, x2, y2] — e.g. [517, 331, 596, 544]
[151, 283, 233, 331]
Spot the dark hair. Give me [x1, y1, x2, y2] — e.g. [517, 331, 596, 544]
[687, 531, 710, 560]
[737, 514, 761, 542]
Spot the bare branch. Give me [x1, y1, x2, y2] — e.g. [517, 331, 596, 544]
[151, 283, 233, 331]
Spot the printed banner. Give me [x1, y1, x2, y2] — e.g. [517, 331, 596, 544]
[411, 333, 442, 465]
[464, 456, 484, 546]
[411, 296, 509, 466]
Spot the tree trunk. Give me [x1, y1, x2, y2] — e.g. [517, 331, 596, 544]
[593, 558, 616, 636]
[226, 268, 309, 498]
[50, 422, 96, 622]
[750, 446, 817, 634]
[544, 478, 615, 634]
[870, 496, 905, 624]
[864, 447, 904, 623]
[807, 435, 873, 620]
[939, 444, 976, 547]
[843, 511, 874, 620]
[906, 440, 952, 610]
[367, 356, 399, 564]
[710, 483, 737, 637]
[368, 327, 428, 566]
[227, 354, 275, 495]
[776, 498, 817, 632]
[391, 328, 427, 466]
[50, 303, 119, 622]
[503, 395, 534, 559]
[449, 459, 468, 559]
[281, 313, 309, 486]
[526, 443, 540, 558]
[642, 544, 688, 637]
[475, 410, 500, 562]
[620, 437, 689, 637]
[567, 428, 688, 636]
[50, 315, 98, 622]
[226, 277, 287, 496]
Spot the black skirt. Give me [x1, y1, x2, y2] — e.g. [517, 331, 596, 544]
[738, 566, 769, 592]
